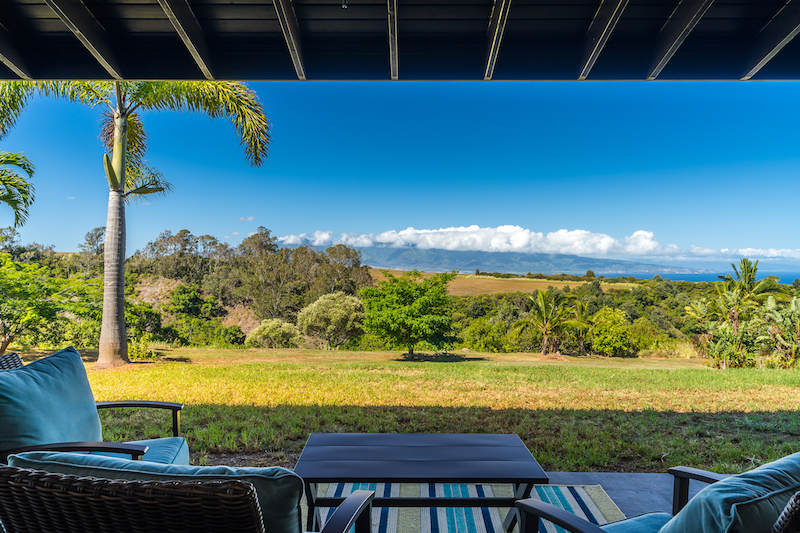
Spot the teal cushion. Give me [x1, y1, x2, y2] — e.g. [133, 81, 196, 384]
[660, 452, 800, 533]
[90, 437, 190, 465]
[0, 347, 102, 455]
[9, 451, 304, 533]
[601, 513, 672, 532]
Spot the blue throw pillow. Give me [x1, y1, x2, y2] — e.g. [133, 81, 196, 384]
[660, 452, 800, 533]
[0, 347, 102, 455]
[9, 451, 304, 533]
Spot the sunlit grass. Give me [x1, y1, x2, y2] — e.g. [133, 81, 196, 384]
[73, 348, 800, 474]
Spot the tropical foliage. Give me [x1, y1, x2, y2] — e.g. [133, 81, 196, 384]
[0, 151, 34, 227]
[0, 80, 270, 369]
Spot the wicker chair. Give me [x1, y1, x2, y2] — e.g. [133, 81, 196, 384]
[0, 465, 374, 533]
[0, 352, 23, 371]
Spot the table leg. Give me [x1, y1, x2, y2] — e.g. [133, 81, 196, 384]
[305, 482, 323, 531]
[503, 482, 532, 532]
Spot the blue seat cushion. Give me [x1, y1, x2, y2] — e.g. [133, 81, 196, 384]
[9, 451, 304, 533]
[660, 452, 800, 533]
[0, 347, 102, 455]
[89, 437, 190, 465]
[601, 513, 673, 532]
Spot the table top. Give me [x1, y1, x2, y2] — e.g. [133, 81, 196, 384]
[294, 433, 548, 484]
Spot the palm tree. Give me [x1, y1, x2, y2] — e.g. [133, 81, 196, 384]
[0, 81, 270, 368]
[515, 290, 570, 354]
[0, 151, 35, 227]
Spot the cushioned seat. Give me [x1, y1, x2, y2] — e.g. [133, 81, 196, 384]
[0, 346, 188, 464]
[517, 451, 800, 533]
[97, 437, 190, 464]
[10, 451, 306, 533]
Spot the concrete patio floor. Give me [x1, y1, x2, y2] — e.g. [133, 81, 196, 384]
[549, 472, 706, 518]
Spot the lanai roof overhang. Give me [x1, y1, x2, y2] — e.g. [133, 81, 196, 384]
[3, 0, 800, 82]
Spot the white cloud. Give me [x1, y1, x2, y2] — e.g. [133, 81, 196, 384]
[277, 225, 800, 262]
[231, 231, 239, 236]
[238, 216, 255, 221]
[66, 197, 75, 200]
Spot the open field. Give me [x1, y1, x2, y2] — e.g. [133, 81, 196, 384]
[370, 269, 633, 295]
[18, 347, 798, 475]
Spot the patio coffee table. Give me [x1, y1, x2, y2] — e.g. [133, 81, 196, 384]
[294, 433, 549, 532]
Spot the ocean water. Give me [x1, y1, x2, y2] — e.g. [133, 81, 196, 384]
[602, 272, 800, 284]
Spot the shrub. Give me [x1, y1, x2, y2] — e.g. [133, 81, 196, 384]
[591, 307, 632, 356]
[245, 319, 302, 348]
[297, 292, 364, 349]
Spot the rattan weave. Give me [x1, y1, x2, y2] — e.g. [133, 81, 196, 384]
[774, 491, 800, 533]
[0, 352, 23, 370]
[0, 465, 267, 533]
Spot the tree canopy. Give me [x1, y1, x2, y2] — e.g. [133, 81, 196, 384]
[360, 270, 456, 355]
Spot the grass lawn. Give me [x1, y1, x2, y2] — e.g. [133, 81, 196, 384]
[30, 348, 800, 474]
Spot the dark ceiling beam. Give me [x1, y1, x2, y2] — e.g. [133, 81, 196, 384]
[647, 0, 714, 81]
[157, 0, 213, 80]
[387, 0, 398, 80]
[272, 0, 306, 81]
[0, 25, 31, 79]
[483, 0, 512, 81]
[578, 0, 628, 81]
[42, 0, 122, 79]
[742, 0, 800, 80]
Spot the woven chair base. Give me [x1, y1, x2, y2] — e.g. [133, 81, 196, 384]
[0, 465, 266, 533]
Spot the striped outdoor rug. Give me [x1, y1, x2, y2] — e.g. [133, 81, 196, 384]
[312, 483, 625, 533]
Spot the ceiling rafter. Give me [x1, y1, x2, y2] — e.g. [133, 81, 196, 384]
[157, 0, 214, 80]
[272, 0, 306, 81]
[579, 0, 628, 81]
[387, 0, 398, 80]
[742, 0, 800, 80]
[647, 0, 714, 81]
[483, 0, 512, 81]
[42, 0, 122, 79]
[0, 24, 31, 79]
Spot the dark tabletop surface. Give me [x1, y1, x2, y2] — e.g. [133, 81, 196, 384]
[294, 433, 548, 484]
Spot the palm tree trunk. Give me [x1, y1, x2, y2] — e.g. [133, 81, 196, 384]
[96, 102, 129, 369]
[96, 189, 128, 368]
[541, 333, 548, 355]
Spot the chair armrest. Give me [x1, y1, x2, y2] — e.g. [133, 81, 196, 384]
[668, 466, 731, 514]
[516, 499, 606, 533]
[2, 442, 149, 462]
[96, 401, 184, 437]
[320, 490, 375, 533]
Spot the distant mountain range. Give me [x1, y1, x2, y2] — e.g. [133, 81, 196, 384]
[350, 247, 709, 275]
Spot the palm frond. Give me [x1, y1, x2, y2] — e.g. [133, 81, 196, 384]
[136, 81, 271, 167]
[100, 110, 149, 171]
[0, 151, 35, 226]
[35, 81, 113, 108]
[124, 164, 173, 203]
[0, 82, 36, 139]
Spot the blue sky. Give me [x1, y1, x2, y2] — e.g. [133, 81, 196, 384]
[1, 81, 799, 269]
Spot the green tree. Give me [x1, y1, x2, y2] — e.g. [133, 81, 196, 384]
[0, 151, 35, 227]
[245, 318, 302, 348]
[514, 289, 570, 354]
[0, 81, 270, 369]
[297, 292, 364, 349]
[360, 270, 456, 355]
[78, 226, 105, 277]
[591, 307, 631, 356]
[0, 254, 97, 354]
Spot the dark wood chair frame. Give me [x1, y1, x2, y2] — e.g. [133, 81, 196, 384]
[0, 465, 375, 533]
[0, 355, 184, 462]
[514, 466, 800, 533]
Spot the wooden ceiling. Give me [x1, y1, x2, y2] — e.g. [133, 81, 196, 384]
[2, 0, 800, 81]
